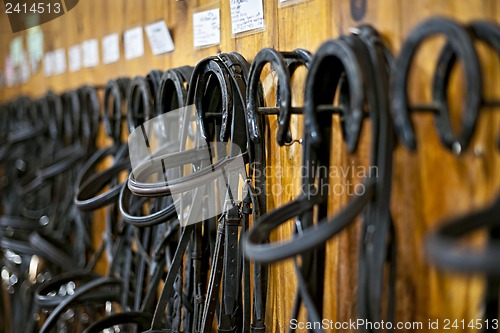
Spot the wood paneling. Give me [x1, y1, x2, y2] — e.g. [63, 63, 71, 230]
[0, 0, 499, 332]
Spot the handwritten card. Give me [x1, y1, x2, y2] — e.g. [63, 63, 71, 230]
[82, 39, 99, 68]
[145, 21, 174, 55]
[230, 0, 264, 35]
[193, 9, 220, 48]
[53, 48, 66, 75]
[102, 33, 120, 64]
[124, 26, 145, 60]
[68, 45, 81, 72]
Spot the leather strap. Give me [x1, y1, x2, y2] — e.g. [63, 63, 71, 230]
[391, 17, 482, 151]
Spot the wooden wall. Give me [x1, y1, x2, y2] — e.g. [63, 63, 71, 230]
[0, 0, 499, 332]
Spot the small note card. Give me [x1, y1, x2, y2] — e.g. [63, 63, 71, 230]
[230, 0, 264, 35]
[102, 33, 120, 64]
[124, 26, 145, 60]
[193, 8, 220, 48]
[145, 20, 174, 55]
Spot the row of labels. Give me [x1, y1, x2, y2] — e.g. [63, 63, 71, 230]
[2, 0, 304, 87]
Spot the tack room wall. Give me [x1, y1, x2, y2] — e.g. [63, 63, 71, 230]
[0, 0, 499, 332]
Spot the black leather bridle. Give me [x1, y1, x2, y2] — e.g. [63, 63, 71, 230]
[395, 19, 500, 333]
[243, 26, 396, 333]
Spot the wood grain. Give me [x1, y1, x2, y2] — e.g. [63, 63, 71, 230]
[0, 0, 499, 332]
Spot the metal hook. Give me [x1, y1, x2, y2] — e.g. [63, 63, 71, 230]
[283, 138, 302, 146]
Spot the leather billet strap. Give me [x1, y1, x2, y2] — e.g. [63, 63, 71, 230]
[128, 75, 155, 133]
[144, 53, 250, 332]
[243, 34, 370, 264]
[157, 66, 193, 116]
[55, 73, 166, 330]
[43, 90, 64, 141]
[432, 20, 500, 148]
[39, 277, 123, 333]
[246, 48, 312, 146]
[0, 215, 42, 232]
[128, 55, 249, 195]
[390, 17, 482, 152]
[128, 55, 250, 196]
[119, 180, 181, 227]
[0, 215, 42, 257]
[189, 53, 249, 153]
[19, 146, 85, 195]
[423, 20, 500, 332]
[2, 95, 50, 142]
[73, 142, 129, 211]
[128, 148, 244, 197]
[29, 232, 77, 269]
[119, 66, 193, 226]
[61, 89, 81, 145]
[119, 66, 192, 227]
[245, 47, 312, 333]
[78, 85, 101, 155]
[157, 66, 194, 142]
[147, 70, 164, 117]
[425, 21, 500, 271]
[36, 224, 138, 332]
[242, 187, 375, 261]
[426, 196, 500, 275]
[3, 97, 46, 145]
[349, 25, 396, 332]
[75, 78, 132, 211]
[35, 270, 101, 308]
[19, 144, 85, 195]
[36, 80, 130, 331]
[113, 66, 194, 331]
[103, 78, 131, 143]
[0, 220, 77, 273]
[243, 27, 396, 333]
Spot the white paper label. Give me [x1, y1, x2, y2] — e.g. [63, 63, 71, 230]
[68, 45, 81, 72]
[10, 36, 24, 66]
[230, 0, 264, 35]
[145, 21, 174, 55]
[43, 52, 53, 77]
[193, 9, 220, 48]
[53, 48, 66, 75]
[19, 54, 30, 83]
[27, 27, 43, 72]
[102, 33, 120, 64]
[5, 56, 15, 87]
[82, 39, 99, 68]
[124, 26, 145, 60]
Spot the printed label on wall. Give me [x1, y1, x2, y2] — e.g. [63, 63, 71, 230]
[124, 26, 145, 60]
[19, 53, 30, 83]
[27, 27, 44, 72]
[230, 0, 264, 35]
[5, 56, 16, 86]
[193, 8, 220, 48]
[10, 36, 24, 66]
[43, 51, 53, 77]
[68, 44, 81, 72]
[102, 33, 120, 64]
[53, 48, 66, 75]
[145, 21, 174, 55]
[82, 39, 99, 68]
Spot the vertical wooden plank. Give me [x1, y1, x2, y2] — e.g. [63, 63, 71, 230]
[269, 1, 334, 331]
[395, 1, 497, 330]
[0, 1, 498, 332]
